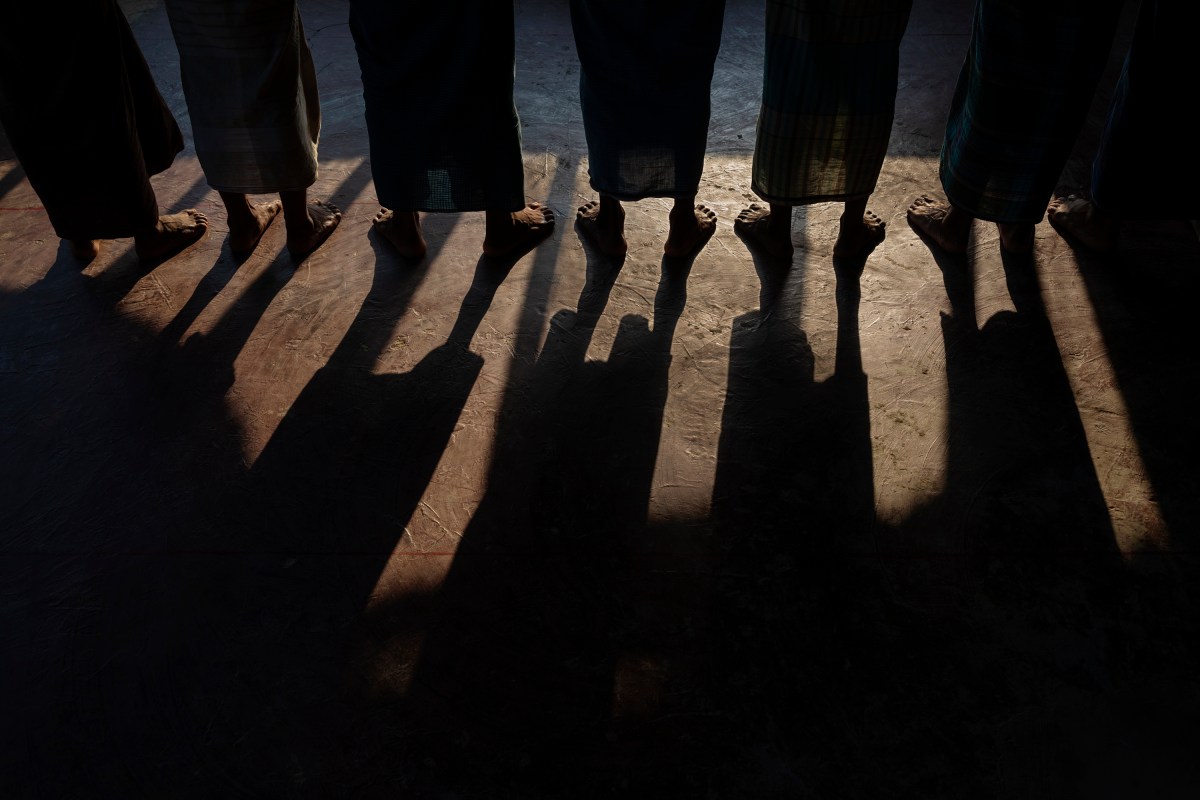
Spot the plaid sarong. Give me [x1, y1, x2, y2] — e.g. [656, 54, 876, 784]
[166, 0, 321, 194]
[752, 0, 912, 205]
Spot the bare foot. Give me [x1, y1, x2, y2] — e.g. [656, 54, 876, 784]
[70, 239, 100, 263]
[833, 209, 886, 259]
[483, 202, 555, 258]
[1047, 195, 1117, 253]
[997, 222, 1035, 256]
[734, 203, 793, 259]
[286, 200, 341, 259]
[575, 199, 627, 258]
[373, 208, 426, 260]
[228, 199, 282, 256]
[665, 203, 718, 259]
[906, 195, 970, 255]
[135, 210, 209, 263]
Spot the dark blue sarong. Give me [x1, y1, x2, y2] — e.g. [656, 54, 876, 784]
[570, 0, 726, 200]
[0, 1, 182, 240]
[1092, 1, 1200, 219]
[939, 0, 1124, 224]
[349, 1, 527, 213]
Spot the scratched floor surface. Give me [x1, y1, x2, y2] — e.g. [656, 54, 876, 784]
[2, 1, 1198, 797]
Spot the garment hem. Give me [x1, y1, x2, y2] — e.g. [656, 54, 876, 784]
[751, 184, 872, 206]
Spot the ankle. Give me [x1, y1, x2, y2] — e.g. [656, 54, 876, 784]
[135, 219, 164, 242]
[597, 195, 623, 223]
[219, 192, 254, 222]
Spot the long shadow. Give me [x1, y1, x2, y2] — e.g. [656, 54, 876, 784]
[1062, 226, 1200, 549]
[1, 179, 494, 796]
[158, 160, 377, 346]
[734, 203, 810, 317]
[85, 220, 510, 796]
[385, 245, 691, 798]
[144, 160, 380, 492]
[0, 243, 269, 798]
[695, 244, 877, 796]
[913, 248, 1119, 555]
[140, 165, 391, 455]
[1047, 229, 1200, 795]
[0, 245, 154, 547]
[144, 246, 299, 455]
[849, 245, 1141, 797]
[909, 223, 977, 330]
[695, 236, 1152, 796]
[1, 215, 326, 796]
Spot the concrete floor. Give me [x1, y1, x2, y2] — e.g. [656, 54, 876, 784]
[3, 1, 1199, 797]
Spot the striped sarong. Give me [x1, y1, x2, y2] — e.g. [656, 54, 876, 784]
[349, 1, 526, 213]
[752, 0, 912, 205]
[1092, 0, 1200, 219]
[570, 0, 726, 200]
[0, 1, 182, 240]
[165, 0, 321, 194]
[939, 0, 1123, 224]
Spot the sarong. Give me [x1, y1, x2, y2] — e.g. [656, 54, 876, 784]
[1092, 1, 1200, 219]
[165, 0, 320, 194]
[939, 0, 1124, 224]
[348, 1, 526, 213]
[570, 0, 726, 200]
[0, 2, 182, 240]
[752, 0, 912, 205]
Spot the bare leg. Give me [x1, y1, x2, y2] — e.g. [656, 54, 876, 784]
[1046, 194, 1118, 253]
[70, 239, 100, 263]
[219, 191, 282, 256]
[906, 195, 971, 254]
[134, 210, 209, 263]
[734, 202, 794, 259]
[664, 195, 718, 259]
[281, 189, 341, 259]
[372, 208, 426, 260]
[833, 196, 886, 259]
[576, 194, 627, 258]
[997, 222, 1035, 256]
[483, 202, 555, 258]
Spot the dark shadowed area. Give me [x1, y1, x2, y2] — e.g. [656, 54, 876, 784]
[2, 1, 1198, 797]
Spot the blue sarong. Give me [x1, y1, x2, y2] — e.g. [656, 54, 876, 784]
[1092, 1, 1200, 219]
[939, 0, 1124, 224]
[570, 0, 726, 200]
[349, 1, 527, 213]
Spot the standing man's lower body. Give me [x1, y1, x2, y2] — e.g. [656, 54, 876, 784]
[165, 0, 341, 261]
[0, 1, 208, 264]
[1046, 0, 1200, 253]
[569, 0, 726, 260]
[349, 0, 554, 262]
[736, 0, 913, 263]
[907, 0, 1124, 257]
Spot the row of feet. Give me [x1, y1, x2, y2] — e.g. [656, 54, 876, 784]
[69, 193, 1117, 267]
[71, 199, 343, 265]
[907, 194, 1116, 256]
